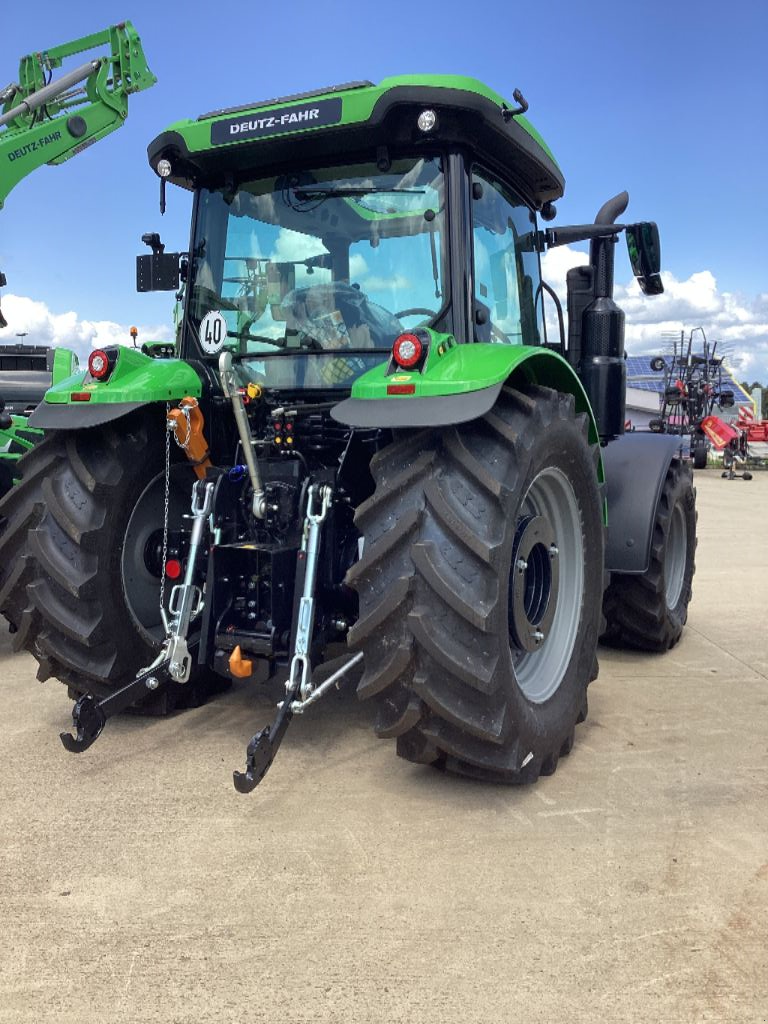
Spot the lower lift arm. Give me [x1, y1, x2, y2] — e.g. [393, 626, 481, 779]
[59, 478, 214, 752]
[232, 483, 364, 792]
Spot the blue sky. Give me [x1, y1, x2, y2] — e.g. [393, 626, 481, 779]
[1, 0, 767, 380]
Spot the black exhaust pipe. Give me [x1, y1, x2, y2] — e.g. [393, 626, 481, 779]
[580, 191, 628, 441]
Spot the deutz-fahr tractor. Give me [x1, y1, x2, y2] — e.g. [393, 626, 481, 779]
[0, 77, 697, 790]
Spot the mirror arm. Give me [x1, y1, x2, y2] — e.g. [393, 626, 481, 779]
[544, 223, 625, 248]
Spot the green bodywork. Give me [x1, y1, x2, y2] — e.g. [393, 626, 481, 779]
[160, 75, 559, 171]
[0, 415, 42, 491]
[0, 414, 40, 452]
[41, 345, 201, 406]
[350, 336, 605, 513]
[0, 21, 156, 208]
[50, 347, 79, 386]
[353, 333, 598, 441]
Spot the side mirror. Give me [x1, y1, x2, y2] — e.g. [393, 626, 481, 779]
[625, 222, 663, 295]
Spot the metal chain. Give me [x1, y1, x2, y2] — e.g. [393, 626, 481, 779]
[159, 405, 172, 618]
[171, 403, 192, 451]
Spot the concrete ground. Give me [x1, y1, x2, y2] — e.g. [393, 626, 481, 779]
[0, 470, 766, 1024]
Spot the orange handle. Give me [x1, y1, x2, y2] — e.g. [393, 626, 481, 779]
[167, 397, 213, 480]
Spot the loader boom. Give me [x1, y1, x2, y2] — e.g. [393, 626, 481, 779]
[0, 20, 156, 209]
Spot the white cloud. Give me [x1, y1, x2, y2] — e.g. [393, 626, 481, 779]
[0, 294, 173, 360]
[362, 274, 412, 291]
[272, 228, 327, 265]
[540, 247, 768, 384]
[349, 254, 368, 278]
[539, 244, 589, 293]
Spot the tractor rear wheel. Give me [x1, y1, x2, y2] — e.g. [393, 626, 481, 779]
[0, 409, 209, 708]
[601, 459, 696, 652]
[347, 385, 604, 783]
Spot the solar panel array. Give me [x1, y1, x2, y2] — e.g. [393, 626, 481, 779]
[625, 354, 751, 404]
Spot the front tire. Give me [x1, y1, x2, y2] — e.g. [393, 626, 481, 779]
[347, 385, 604, 783]
[601, 459, 696, 652]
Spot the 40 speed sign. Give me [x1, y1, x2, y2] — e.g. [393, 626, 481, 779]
[199, 310, 228, 355]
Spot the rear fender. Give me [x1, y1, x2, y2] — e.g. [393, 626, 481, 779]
[333, 341, 600, 445]
[602, 432, 681, 574]
[29, 345, 202, 430]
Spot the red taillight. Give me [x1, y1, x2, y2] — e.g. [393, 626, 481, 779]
[386, 384, 416, 395]
[71, 392, 92, 402]
[165, 559, 182, 580]
[392, 333, 423, 369]
[88, 349, 111, 380]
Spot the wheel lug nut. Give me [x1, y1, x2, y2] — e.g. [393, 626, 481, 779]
[549, 545, 558, 558]
[516, 558, 528, 573]
[531, 629, 545, 645]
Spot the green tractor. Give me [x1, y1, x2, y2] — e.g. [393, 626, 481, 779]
[0, 77, 696, 789]
[0, 21, 156, 497]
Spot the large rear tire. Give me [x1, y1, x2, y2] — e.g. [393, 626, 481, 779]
[0, 409, 206, 706]
[601, 459, 696, 652]
[347, 385, 604, 783]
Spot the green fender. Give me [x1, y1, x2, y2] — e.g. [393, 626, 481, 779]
[333, 339, 599, 446]
[332, 338, 605, 522]
[28, 345, 202, 430]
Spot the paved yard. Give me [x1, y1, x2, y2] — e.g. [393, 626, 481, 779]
[0, 470, 766, 1023]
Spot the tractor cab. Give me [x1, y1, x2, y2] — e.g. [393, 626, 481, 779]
[142, 77, 562, 392]
[141, 75, 660, 441]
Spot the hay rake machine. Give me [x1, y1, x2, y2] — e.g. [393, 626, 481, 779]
[643, 328, 735, 468]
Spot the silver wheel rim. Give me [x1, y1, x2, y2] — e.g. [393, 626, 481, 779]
[665, 502, 687, 609]
[511, 467, 584, 704]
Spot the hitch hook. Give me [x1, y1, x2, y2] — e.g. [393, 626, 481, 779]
[232, 673, 302, 794]
[59, 695, 106, 753]
[59, 658, 170, 753]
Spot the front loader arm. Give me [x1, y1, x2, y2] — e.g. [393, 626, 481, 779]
[0, 20, 156, 209]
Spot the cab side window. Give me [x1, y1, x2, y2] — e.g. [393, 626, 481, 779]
[471, 171, 543, 345]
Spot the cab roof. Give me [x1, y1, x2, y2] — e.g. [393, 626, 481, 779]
[147, 75, 564, 208]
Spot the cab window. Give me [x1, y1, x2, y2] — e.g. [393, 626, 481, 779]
[471, 170, 544, 345]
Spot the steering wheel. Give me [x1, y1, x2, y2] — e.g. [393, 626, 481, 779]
[395, 307, 438, 319]
[298, 334, 323, 351]
[488, 321, 509, 344]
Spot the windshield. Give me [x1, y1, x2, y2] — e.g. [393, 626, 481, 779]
[187, 156, 446, 389]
